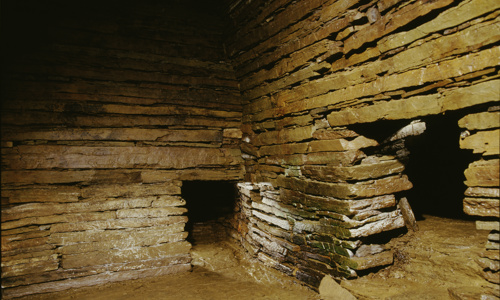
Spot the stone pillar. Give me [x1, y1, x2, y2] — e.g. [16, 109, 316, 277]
[459, 107, 500, 285]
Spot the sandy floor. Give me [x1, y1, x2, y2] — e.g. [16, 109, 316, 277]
[343, 215, 499, 299]
[17, 215, 499, 300]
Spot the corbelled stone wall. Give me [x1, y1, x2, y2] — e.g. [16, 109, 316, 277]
[1, 1, 242, 298]
[227, 0, 500, 288]
[1, 0, 499, 297]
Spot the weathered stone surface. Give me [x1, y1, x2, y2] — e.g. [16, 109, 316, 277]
[378, 0, 500, 54]
[252, 210, 291, 231]
[477, 257, 500, 271]
[259, 143, 309, 156]
[476, 221, 500, 231]
[463, 197, 499, 217]
[320, 210, 402, 229]
[2, 236, 49, 252]
[1, 255, 191, 289]
[343, 0, 454, 54]
[307, 136, 378, 152]
[319, 275, 357, 300]
[464, 159, 500, 187]
[116, 207, 187, 218]
[458, 111, 500, 130]
[2, 264, 192, 299]
[277, 175, 412, 199]
[3, 145, 241, 170]
[1, 255, 59, 278]
[302, 158, 404, 182]
[61, 241, 191, 269]
[460, 129, 500, 156]
[303, 150, 366, 166]
[280, 190, 397, 217]
[327, 79, 500, 126]
[464, 187, 500, 198]
[59, 232, 187, 255]
[252, 125, 315, 146]
[483, 269, 500, 284]
[49, 223, 185, 245]
[448, 286, 500, 300]
[349, 213, 405, 238]
[1, 186, 81, 204]
[481, 250, 500, 261]
[399, 197, 418, 231]
[49, 216, 188, 233]
[351, 250, 394, 270]
[2, 198, 155, 222]
[1, 128, 223, 142]
[141, 169, 243, 182]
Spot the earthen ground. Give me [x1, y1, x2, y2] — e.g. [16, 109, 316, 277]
[18, 215, 498, 300]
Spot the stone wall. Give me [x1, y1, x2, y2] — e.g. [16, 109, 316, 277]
[1, 1, 242, 298]
[459, 107, 500, 284]
[227, 0, 499, 288]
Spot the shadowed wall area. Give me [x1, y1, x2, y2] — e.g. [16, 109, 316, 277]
[1, 0, 499, 298]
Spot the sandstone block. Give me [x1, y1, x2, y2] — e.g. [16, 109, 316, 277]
[1, 186, 80, 204]
[2, 263, 191, 299]
[307, 136, 378, 152]
[312, 128, 359, 140]
[463, 197, 499, 217]
[252, 210, 291, 230]
[2, 198, 153, 222]
[277, 175, 412, 199]
[464, 159, 500, 187]
[252, 125, 314, 146]
[303, 150, 366, 166]
[464, 187, 500, 198]
[458, 111, 500, 130]
[476, 221, 500, 231]
[2, 212, 116, 231]
[49, 223, 185, 245]
[49, 216, 187, 233]
[302, 158, 404, 182]
[460, 129, 500, 156]
[1, 255, 59, 278]
[351, 250, 394, 270]
[1, 128, 223, 143]
[116, 207, 187, 218]
[59, 232, 187, 255]
[4, 145, 241, 170]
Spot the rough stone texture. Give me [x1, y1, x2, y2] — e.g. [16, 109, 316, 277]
[1, 1, 242, 298]
[319, 275, 357, 300]
[459, 108, 500, 288]
[2, 0, 500, 296]
[228, 0, 499, 290]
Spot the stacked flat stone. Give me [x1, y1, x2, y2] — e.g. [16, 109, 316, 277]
[229, 0, 500, 290]
[236, 134, 413, 286]
[0, 2, 243, 298]
[459, 107, 500, 285]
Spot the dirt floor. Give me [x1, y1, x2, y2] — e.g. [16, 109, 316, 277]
[17, 215, 499, 300]
[342, 215, 499, 299]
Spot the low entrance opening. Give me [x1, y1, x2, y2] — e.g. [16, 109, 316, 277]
[404, 112, 477, 220]
[182, 180, 238, 245]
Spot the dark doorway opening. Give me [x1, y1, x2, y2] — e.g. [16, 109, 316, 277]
[404, 112, 477, 220]
[182, 180, 238, 245]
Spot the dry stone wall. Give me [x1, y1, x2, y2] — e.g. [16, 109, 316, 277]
[1, 1, 242, 298]
[227, 0, 500, 288]
[459, 107, 500, 285]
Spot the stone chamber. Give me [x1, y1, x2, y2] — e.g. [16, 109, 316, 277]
[1, 0, 499, 299]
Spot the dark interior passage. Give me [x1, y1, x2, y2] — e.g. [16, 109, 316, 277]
[404, 112, 478, 220]
[182, 181, 238, 244]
